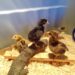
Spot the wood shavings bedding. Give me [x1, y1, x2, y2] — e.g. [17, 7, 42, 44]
[27, 62, 75, 75]
[0, 33, 75, 75]
[0, 55, 12, 75]
[4, 49, 20, 57]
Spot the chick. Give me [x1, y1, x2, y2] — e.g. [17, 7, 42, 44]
[12, 34, 28, 53]
[28, 19, 48, 43]
[44, 26, 66, 39]
[49, 34, 68, 58]
[44, 29, 64, 40]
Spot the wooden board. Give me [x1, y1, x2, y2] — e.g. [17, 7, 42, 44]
[3, 56, 75, 65]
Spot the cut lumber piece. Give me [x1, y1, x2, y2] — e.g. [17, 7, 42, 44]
[30, 58, 75, 64]
[3, 56, 75, 64]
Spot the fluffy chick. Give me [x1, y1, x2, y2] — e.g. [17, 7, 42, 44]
[12, 34, 28, 53]
[28, 19, 48, 43]
[49, 34, 68, 57]
[44, 29, 64, 40]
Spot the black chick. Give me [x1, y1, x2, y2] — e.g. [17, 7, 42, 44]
[28, 19, 48, 43]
